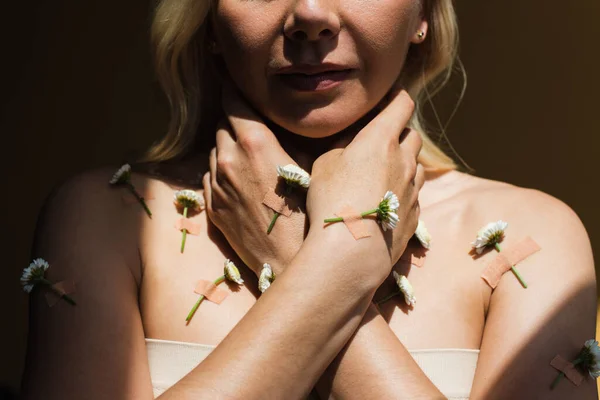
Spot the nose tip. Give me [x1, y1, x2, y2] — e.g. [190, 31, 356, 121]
[284, 1, 341, 42]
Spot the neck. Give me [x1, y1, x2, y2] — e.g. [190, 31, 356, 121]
[262, 107, 381, 172]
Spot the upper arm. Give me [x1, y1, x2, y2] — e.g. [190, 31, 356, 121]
[21, 169, 154, 400]
[470, 189, 597, 399]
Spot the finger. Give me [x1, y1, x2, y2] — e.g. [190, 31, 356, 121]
[414, 163, 425, 190]
[216, 120, 236, 151]
[202, 172, 213, 213]
[221, 82, 276, 151]
[209, 147, 221, 188]
[400, 129, 423, 160]
[354, 89, 415, 145]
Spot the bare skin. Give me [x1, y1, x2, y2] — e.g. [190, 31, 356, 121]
[21, 0, 597, 397]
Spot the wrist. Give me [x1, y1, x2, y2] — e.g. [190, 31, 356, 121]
[300, 225, 391, 291]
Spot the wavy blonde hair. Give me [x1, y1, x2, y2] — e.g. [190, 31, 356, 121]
[145, 0, 461, 171]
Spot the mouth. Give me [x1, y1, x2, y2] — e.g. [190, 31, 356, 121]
[276, 64, 355, 92]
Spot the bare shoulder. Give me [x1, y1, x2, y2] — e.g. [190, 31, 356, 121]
[462, 175, 598, 399]
[23, 166, 160, 398]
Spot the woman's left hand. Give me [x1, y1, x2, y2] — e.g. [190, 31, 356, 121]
[203, 85, 307, 277]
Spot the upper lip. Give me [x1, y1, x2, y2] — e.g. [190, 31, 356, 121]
[275, 63, 353, 75]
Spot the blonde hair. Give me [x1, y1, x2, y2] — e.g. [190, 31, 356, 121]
[145, 0, 462, 171]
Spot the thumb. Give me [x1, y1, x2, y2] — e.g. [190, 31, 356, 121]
[351, 89, 415, 146]
[221, 81, 278, 148]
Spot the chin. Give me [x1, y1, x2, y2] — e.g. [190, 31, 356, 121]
[262, 93, 376, 138]
[270, 111, 362, 138]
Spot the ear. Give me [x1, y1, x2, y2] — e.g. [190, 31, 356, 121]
[410, 20, 429, 44]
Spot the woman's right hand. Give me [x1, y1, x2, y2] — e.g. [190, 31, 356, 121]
[306, 90, 424, 279]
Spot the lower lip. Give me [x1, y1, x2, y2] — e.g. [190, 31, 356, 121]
[278, 70, 353, 92]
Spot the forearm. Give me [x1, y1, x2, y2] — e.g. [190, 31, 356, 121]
[315, 303, 445, 400]
[160, 231, 386, 399]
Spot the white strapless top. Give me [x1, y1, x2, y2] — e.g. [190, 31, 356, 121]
[146, 338, 479, 399]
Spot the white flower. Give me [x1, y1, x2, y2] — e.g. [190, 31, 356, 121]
[471, 220, 508, 254]
[224, 259, 244, 285]
[174, 189, 205, 211]
[392, 271, 416, 307]
[21, 258, 50, 293]
[414, 220, 432, 249]
[277, 164, 311, 189]
[109, 164, 132, 185]
[583, 339, 600, 378]
[258, 263, 276, 293]
[377, 191, 400, 231]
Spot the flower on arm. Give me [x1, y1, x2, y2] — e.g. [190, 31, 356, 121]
[186, 259, 244, 323]
[174, 189, 205, 253]
[21, 258, 76, 305]
[376, 271, 416, 307]
[551, 339, 600, 389]
[324, 191, 400, 231]
[258, 263, 276, 293]
[471, 220, 528, 288]
[109, 164, 152, 218]
[267, 165, 310, 234]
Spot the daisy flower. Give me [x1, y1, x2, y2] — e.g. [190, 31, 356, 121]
[21, 258, 76, 305]
[109, 163, 152, 218]
[186, 259, 244, 323]
[414, 220, 432, 249]
[471, 220, 508, 254]
[258, 263, 276, 293]
[376, 271, 416, 307]
[267, 165, 310, 234]
[471, 220, 527, 288]
[174, 189, 205, 253]
[276, 164, 311, 189]
[551, 339, 600, 389]
[324, 191, 400, 231]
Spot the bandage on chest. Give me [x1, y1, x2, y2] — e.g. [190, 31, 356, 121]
[194, 280, 229, 304]
[175, 218, 201, 235]
[262, 188, 294, 217]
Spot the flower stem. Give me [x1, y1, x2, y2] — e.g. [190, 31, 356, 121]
[495, 243, 528, 288]
[267, 212, 280, 234]
[186, 275, 227, 323]
[550, 372, 565, 390]
[324, 208, 380, 223]
[181, 207, 188, 253]
[127, 182, 152, 218]
[375, 290, 401, 305]
[41, 279, 76, 306]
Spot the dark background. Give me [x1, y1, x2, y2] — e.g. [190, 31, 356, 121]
[1, 0, 599, 395]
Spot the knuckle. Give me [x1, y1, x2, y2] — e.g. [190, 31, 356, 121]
[216, 154, 235, 174]
[238, 131, 266, 152]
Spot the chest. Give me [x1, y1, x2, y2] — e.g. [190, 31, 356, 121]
[137, 206, 492, 350]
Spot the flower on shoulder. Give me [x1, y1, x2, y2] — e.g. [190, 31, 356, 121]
[109, 163, 152, 217]
[174, 189, 205, 212]
[258, 263, 276, 293]
[20, 258, 76, 305]
[224, 259, 244, 285]
[471, 220, 508, 254]
[277, 164, 311, 189]
[414, 220, 432, 249]
[393, 271, 416, 307]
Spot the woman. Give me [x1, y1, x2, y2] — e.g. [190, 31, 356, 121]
[21, 0, 597, 399]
